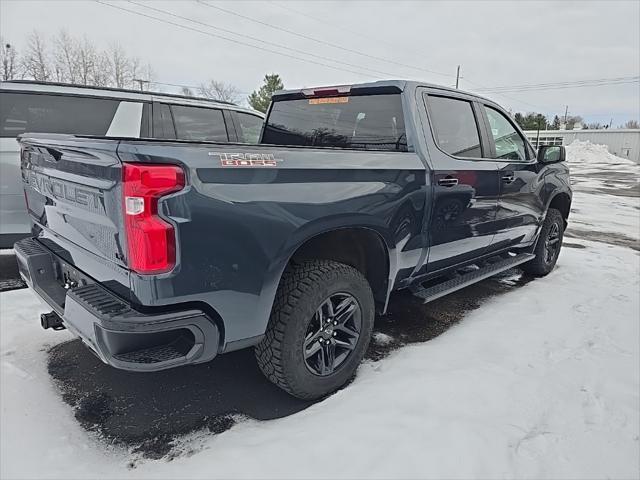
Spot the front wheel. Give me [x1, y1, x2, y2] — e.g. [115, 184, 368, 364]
[255, 260, 375, 400]
[521, 208, 565, 277]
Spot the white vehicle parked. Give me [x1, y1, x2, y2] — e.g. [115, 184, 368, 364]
[0, 81, 264, 248]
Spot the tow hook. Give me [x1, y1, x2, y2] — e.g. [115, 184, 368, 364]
[40, 311, 65, 330]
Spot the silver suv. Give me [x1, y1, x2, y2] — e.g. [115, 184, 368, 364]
[0, 81, 264, 248]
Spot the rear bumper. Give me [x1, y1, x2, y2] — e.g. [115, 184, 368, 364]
[14, 238, 219, 371]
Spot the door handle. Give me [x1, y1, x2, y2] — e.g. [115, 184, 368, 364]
[438, 177, 458, 187]
[502, 173, 515, 184]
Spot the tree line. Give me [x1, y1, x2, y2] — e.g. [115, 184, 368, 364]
[1, 29, 284, 111]
[512, 111, 639, 130]
[1, 31, 154, 90]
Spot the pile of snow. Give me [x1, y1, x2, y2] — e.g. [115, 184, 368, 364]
[566, 140, 638, 174]
[1, 240, 638, 479]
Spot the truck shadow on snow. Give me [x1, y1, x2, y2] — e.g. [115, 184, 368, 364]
[48, 268, 536, 461]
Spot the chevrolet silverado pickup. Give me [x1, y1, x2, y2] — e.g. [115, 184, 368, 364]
[15, 80, 571, 399]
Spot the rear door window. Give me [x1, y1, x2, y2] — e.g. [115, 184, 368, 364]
[170, 105, 228, 142]
[262, 94, 407, 151]
[235, 112, 263, 144]
[0, 92, 119, 138]
[426, 95, 483, 158]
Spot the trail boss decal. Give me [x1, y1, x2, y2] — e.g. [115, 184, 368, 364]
[210, 152, 283, 167]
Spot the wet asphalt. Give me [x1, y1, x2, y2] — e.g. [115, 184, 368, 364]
[43, 267, 539, 459]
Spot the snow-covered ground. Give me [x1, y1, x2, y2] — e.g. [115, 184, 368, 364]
[1, 141, 639, 479]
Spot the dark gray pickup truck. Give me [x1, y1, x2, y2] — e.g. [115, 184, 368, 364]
[15, 80, 571, 399]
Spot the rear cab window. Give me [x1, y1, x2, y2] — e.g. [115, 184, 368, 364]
[0, 92, 120, 137]
[262, 93, 408, 151]
[425, 95, 483, 159]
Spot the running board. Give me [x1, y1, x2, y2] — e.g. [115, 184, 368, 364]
[409, 253, 535, 303]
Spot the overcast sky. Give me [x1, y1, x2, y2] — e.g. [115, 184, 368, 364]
[1, 0, 639, 125]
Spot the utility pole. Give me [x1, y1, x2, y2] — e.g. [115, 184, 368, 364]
[608, 118, 613, 129]
[563, 105, 569, 124]
[536, 116, 543, 149]
[133, 78, 149, 92]
[455, 65, 461, 89]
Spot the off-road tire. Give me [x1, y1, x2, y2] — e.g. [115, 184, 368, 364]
[521, 208, 565, 277]
[255, 260, 375, 400]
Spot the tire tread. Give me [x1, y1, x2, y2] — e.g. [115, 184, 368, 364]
[255, 260, 371, 399]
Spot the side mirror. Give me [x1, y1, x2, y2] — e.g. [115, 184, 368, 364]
[537, 145, 566, 164]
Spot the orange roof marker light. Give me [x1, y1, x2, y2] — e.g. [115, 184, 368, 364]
[309, 97, 350, 105]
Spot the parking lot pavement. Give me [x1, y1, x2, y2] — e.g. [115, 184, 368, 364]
[46, 267, 538, 458]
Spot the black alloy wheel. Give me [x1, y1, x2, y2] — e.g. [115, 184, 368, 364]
[303, 293, 361, 376]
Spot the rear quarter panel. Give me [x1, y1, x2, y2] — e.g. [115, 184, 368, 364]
[117, 142, 427, 347]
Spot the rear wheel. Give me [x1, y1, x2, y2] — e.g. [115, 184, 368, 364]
[521, 208, 565, 277]
[255, 260, 374, 400]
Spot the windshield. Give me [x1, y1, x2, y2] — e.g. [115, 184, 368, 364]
[262, 94, 407, 151]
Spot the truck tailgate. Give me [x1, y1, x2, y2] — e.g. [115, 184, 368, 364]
[19, 134, 130, 297]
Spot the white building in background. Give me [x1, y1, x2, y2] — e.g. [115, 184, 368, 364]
[524, 129, 640, 163]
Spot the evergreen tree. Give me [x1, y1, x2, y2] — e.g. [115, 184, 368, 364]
[514, 112, 525, 129]
[248, 74, 284, 113]
[551, 115, 561, 130]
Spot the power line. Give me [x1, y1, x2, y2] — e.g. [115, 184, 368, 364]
[268, 1, 427, 61]
[463, 77, 553, 112]
[478, 76, 639, 93]
[479, 75, 638, 90]
[128, 0, 401, 79]
[197, 0, 455, 79]
[93, 1, 637, 118]
[95, 1, 378, 79]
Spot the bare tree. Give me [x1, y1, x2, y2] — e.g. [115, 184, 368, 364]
[91, 51, 111, 87]
[107, 43, 131, 88]
[181, 86, 195, 96]
[75, 36, 97, 85]
[22, 31, 50, 81]
[130, 58, 154, 90]
[1, 39, 18, 80]
[199, 80, 241, 103]
[565, 115, 583, 130]
[623, 119, 640, 129]
[53, 30, 79, 83]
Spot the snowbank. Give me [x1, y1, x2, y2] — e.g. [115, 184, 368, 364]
[566, 140, 638, 168]
[1, 239, 638, 479]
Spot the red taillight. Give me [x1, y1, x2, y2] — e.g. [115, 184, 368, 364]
[122, 163, 185, 274]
